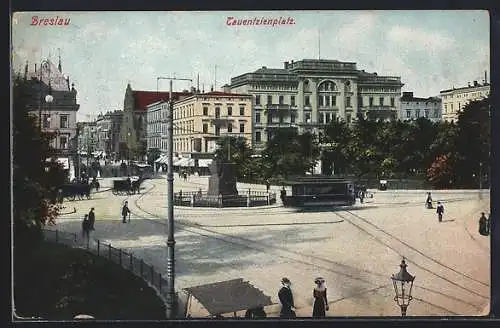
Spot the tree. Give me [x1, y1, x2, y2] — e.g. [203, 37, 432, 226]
[262, 129, 320, 178]
[214, 136, 253, 179]
[346, 117, 379, 178]
[454, 96, 491, 188]
[147, 148, 161, 166]
[321, 118, 351, 175]
[13, 74, 63, 234]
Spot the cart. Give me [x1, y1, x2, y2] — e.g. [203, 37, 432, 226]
[183, 278, 274, 318]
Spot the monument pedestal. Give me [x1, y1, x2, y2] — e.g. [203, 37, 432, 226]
[207, 162, 238, 196]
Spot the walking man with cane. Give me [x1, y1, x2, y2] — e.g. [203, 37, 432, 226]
[122, 201, 131, 223]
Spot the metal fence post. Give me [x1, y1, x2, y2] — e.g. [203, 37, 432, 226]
[97, 239, 100, 256]
[119, 249, 122, 266]
[151, 266, 154, 285]
[130, 254, 133, 270]
[159, 274, 162, 292]
[55, 230, 59, 243]
[108, 244, 112, 261]
[140, 259, 144, 277]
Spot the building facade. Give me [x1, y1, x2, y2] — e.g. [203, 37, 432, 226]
[440, 80, 490, 122]
[119, 83, 192, 161]
[77, 121, 97, 156]
[228, 59, 403, 150]
[400, 92, 442, 122]
[24, 58, 80, 154]
[147, 91, 253, 156]
[94, 110, 123, 157]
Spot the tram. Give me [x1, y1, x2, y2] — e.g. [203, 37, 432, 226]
[282, 176, 356, 208]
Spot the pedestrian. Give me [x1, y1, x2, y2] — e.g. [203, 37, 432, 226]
[479, 212, 488, 236]
[487, 213, 492, 235]
[436, 201, 444, 222]
[278, 277, 296, 318]
[88, 207, 96, 230]
[122, 201, 131, 223]
[81, 214, 90, 241]
[280, 187, 286, 203]
[312, 277, 329, 318]
[426, 192, 433, 209]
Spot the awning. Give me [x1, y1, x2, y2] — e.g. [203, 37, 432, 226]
[184, 278, 273, 316]
[46, 157, 70, 170]
[155, 155, 167, 163]
[175, 158, 189, 167]
[197, 159, 213, 168]
[173, 157, 184, 166]
[177, 158, 195, 167]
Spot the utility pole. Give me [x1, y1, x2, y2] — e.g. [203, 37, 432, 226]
[157, 76, 192, 319]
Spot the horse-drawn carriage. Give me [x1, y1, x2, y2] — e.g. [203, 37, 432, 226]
[57, 183, 92, 202]
[112, 177, 143, 195]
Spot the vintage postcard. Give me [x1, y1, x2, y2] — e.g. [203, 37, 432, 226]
[11, 10, 490, 320]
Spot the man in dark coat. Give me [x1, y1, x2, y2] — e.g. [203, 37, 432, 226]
[122, 201, 131, 223]
[479, 212, 488, 236]
[88, 207, 96, 230]
[436, 202, 444, 222]
[278, 277, 296, 318]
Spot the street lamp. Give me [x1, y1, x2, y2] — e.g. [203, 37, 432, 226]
[157, 76, 192, 318]
[391, 258, 415, 317]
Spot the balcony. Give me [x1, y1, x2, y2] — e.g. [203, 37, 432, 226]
[265, 104, 293, 112]
[210, 116, 234, 125]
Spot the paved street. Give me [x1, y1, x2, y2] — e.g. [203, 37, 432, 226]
[52, 174, 490, 317]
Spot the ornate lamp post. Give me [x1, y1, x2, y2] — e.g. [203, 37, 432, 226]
[391, 258, 415, 317]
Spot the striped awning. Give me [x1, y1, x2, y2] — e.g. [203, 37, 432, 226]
[197, 159, 213, 168]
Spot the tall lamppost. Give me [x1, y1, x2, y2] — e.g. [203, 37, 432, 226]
[391, 258, 415, 317]
[157, 76, 192, 318]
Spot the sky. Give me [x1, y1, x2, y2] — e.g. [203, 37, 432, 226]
[12, 10, 490, 121]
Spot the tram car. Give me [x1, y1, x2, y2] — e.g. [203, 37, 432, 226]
[282, 176, 356, 208]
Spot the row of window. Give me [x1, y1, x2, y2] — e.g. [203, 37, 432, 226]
[442, 91, 488, 100]
[201, 123, 246, 135]
[42, 114, 70, 129]
[359, 88, 398, 93]
[204, 106, 246, 117]
[405, 108, 440, 118]
[254, 95, 394, 107]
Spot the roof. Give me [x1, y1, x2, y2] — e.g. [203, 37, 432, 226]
[27, 59, 71, 92]
[254, 67, 290, 74]
[439, 83, 490, 94]
[184, 278, 273, 315]
[201, 91, 252, 97]
[283, 176, 354, 185]
[134, 91, 193, 111]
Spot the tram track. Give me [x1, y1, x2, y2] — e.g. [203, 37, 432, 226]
[125, 179, 488, 313]
[333, 210, 489, 304]
[128, 181, 389, 286]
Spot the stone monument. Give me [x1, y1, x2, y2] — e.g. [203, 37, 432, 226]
[207, 160, 238, 196]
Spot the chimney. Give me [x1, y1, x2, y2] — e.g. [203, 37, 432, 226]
[35, 63, 37, 73]
[473, 80, 478, 87]
[485, 70, 488, 84]
[284, 61, 289, 69]
[468, 82, 471, 87]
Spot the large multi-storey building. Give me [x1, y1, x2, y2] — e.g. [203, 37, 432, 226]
[22, 57, 80, 179]
[440, 79, 490, 122]
[120, 83, 192, 161]
[147, 91, 253, 156]
[227, 59, 403, 150]
[400, 92, 442, 122]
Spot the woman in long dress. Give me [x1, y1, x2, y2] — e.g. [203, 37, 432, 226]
[312, 277, 329, 318]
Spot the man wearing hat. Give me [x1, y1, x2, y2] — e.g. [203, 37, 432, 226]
[278, 277, 296, 318]
[88, 207, 96, 230]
